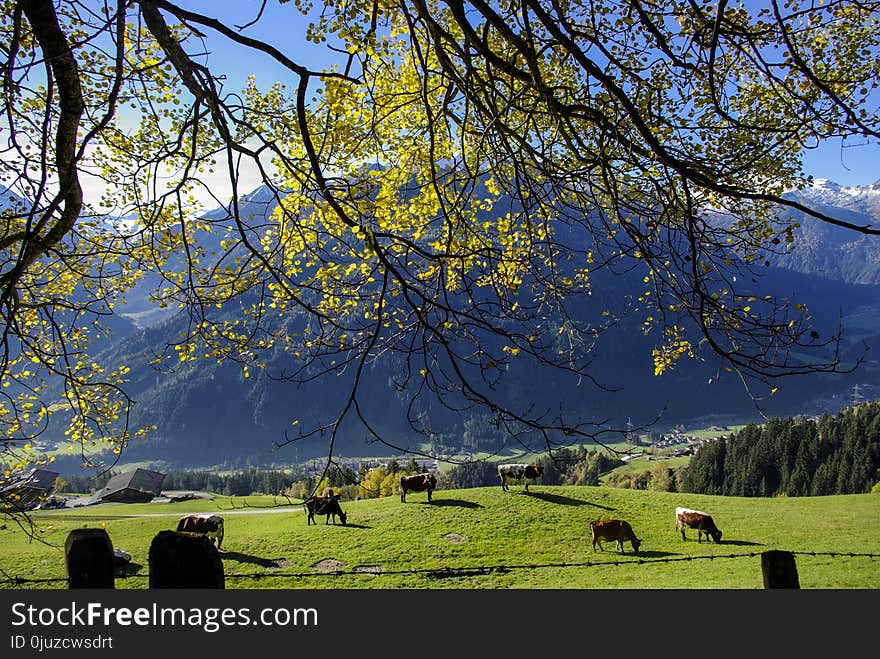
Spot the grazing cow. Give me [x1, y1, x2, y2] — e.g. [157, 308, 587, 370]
[497, 463, 544, 492]
[149, 530, 225, 589]
[399, 472, 437, 503]
[675, 507, 722, 543]
[589, 519, 642, 554]
[176, 514, 225, 549]
[304, 493, 348, 525]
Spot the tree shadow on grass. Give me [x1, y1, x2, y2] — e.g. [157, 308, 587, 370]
[672, 538, 763, 548]
[299, 521, 372, 530]
[716, 539, 764, 547]
[524, 491, 614, 509]
[426, 498, 484, 509]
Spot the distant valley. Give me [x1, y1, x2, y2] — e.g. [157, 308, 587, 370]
[32, 179, 880, 474]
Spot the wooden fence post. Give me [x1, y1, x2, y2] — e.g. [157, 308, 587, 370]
[65, 528, 115, 589]
[148, 530, 225, 589]
[761, 550, 800, 589]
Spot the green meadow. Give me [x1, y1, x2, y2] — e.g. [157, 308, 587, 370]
[2, 486, 878, 589]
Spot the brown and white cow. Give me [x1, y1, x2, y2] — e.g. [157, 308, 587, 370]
[399, 472, 437, 503]
[589, 519, 642, 554]
[675, 507, 722, 543]
[304, 493, 348, 525]
[176, 514, 225, 549]
[497, 463, 544, 492]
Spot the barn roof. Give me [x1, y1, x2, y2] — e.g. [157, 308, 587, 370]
[0, 468, 59, 510]
[1, 468, 59, 493]
[89, 468, 166, 504]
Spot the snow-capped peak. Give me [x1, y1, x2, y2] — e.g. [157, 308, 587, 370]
[812, 178, 841, 192]
[792, 178, 880, 211]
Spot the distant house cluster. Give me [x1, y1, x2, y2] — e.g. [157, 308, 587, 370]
[652, 434, 693, 450]
[336, 457, 440, 474]
[649, 431, 731, 459]
[409, 459, 441, 472]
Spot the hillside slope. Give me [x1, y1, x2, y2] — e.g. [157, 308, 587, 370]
[6, 486, 879, 589]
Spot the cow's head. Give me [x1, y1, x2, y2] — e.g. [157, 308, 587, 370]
[525, 464, 544, 478]
[710, 530, 722, 543]
[631, 536, 642, 553]
[339, 510, 348, 525]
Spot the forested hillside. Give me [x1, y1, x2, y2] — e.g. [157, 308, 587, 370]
[683, 402, 880, 496]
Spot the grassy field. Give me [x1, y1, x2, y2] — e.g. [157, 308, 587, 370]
[599, 454, 692, 482]
[1, 486, 878, 590]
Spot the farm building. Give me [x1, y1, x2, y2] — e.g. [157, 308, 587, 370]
[88, 468, 166, 504]
[0, 468, 59, 511]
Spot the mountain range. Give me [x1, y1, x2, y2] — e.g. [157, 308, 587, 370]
[21, 179, 880, 471]
[771, 179, 880, 284]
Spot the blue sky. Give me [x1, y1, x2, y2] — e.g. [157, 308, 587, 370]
[172, 1, 879, 189]
[801, 138, 878, 187]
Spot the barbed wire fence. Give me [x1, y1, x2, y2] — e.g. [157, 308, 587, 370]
[2, 550, 878, 588]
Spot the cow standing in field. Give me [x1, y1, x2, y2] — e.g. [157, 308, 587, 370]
[304, 493, 348, 525]
[399, 472, 437, 503]
[589, 519, 642, 554]
[497, 463, 544, 492]
[675, 507, 722, 543]
[176, 514, 225, 549]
